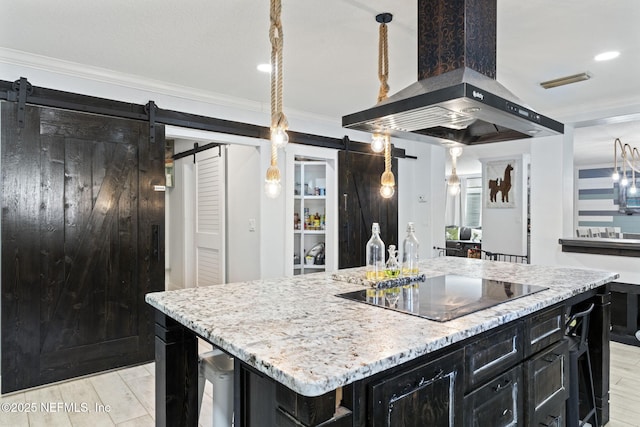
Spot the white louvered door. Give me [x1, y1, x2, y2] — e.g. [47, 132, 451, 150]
[195, 147, 225, 286]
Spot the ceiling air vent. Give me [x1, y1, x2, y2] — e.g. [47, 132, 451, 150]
[540, 72, 591, 89]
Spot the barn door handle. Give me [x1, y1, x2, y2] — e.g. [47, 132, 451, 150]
[152, 224, 160, 261]
[343, 193, 347, 211]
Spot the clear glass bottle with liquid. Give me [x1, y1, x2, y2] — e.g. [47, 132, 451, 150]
[365, 222, 385, 280]
[385, 245, 400, 278]
[402, 222, 420, 276]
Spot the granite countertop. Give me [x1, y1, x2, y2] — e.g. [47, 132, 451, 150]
[145, 257, 618, 397]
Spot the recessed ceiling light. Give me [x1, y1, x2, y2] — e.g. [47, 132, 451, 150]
[257, 63, 272, 73]
[594, 51, 620, 61]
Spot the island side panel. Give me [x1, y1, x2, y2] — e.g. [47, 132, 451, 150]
[154, 311, 199, 427]
[589, 285, 611, 425]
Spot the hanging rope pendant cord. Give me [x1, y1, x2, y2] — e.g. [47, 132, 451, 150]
[377, 22, 389, 103]
[270, 0, 288, 132]
[380, 138, 395, 186]
[266, 143, 280, 180]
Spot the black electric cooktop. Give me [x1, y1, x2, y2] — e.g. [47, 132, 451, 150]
[336, 274, 547, 322]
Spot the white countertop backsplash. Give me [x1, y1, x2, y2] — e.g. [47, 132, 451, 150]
[146, 257, 618, 397]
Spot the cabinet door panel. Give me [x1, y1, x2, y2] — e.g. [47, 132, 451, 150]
[465, 322, 523, 391]
[463, 365, 523, 427]
[371, 349, 464, 427]
[524, 306, 564, 358]
[524, 340, 569, 424]
[533, 401, 565, 427]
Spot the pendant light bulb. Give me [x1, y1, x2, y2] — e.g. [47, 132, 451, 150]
[265, 178, 282, 198]
[371, 134, 386, 153]
[448, 182, 461, 196]
[271, 127, 289, 148]
[448, 170, 461, 196]
[380, 184, 395, 198]
[612, 170, 620, 182]
[621, 176, 629, 187]
[630, 184, 638, 195]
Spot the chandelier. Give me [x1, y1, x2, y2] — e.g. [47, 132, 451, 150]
[612, 138, 638, 194]
[448, 147, 463, 196]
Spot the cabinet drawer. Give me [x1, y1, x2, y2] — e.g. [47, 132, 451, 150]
[533, 401, 566, 427]
[463, 365, 524, 427]
[370, 348, 464, 427]
[524, 306, 564, 358]
[465, 322, 523, 391]
[524, 340, 569, 425]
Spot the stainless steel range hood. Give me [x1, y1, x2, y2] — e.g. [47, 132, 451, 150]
[342, 0, 564, 145]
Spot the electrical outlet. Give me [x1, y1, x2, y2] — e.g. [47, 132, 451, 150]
[418, 195, 427, 203]
[248, 218, 256, 232]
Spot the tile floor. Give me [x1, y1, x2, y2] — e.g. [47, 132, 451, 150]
[0, 341, 638, 426]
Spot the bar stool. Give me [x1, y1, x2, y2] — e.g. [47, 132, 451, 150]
[198, 349, 234, 426]
[565, 303, 598, 427]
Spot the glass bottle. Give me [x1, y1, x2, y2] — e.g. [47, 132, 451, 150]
[402, 222, 420, 276]
[385, 245, 400, 278]
[365, 222, 385, 280]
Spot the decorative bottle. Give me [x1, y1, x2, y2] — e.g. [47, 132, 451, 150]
[402, 222, 420, 276]
[385, 245, 400, 278]
[365, 222, 385, 280]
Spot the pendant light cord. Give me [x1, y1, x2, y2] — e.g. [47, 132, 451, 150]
[270, 0, 288, 131]
[377, 22, 389, 103]
[384, 137, 391, 173]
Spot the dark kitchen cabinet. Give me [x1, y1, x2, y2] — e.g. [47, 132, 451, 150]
[232, 301, 588, 427]
[464, 322, 524, 392]
[463, 365, 524, 427]
[370, 349, 464, 427]
[524, 340, 569, 426]
[535, 403, 566, 427]
[524, 306, 564, 358]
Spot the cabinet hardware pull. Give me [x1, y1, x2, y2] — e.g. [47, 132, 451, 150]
[501, 408, 512, 418]
[343, 193, 348, 211]
[493, 379, 512, 392]
[415, 369, 445, 388]
[431, 369, 445, 382]
[543, 353, 560, 363]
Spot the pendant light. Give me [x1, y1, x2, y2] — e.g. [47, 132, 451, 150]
[612, 138, 639, 194]
[375, 13, 395, 199]
[371, 13, 392, 154]
[448, 147, 463, 196]
[264, 0, 288, 198]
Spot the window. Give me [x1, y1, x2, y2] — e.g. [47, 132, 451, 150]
[464, 177, 482, 228]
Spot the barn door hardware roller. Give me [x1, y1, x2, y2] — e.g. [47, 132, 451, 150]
[145, 101, 157, 144]
[8, 77, 33, 128]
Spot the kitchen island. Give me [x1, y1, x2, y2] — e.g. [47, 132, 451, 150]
[146, 257, 617, 426]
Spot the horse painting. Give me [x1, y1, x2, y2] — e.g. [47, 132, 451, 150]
[488, 164, 513, 203]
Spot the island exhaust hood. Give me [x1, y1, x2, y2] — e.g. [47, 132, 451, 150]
[342, 0, 564, 145]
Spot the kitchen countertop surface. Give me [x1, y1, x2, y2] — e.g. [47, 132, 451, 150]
[145, 257, 618, 397]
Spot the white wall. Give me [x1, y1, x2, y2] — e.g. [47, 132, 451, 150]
[226, 144, 261, 282]
[529, 134, 568, 265]
[480, 154, 529, 256]
[166, 156, 187, 289]
[529, 131, 640, 284]
[397, 141, 446, 259]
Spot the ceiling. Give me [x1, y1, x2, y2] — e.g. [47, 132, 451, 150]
[1, 0, 639, 168]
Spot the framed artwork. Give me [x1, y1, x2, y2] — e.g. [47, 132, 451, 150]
[484, 159, 516, 208]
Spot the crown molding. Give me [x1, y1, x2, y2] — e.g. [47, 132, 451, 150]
[0, 47, 340, 127]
